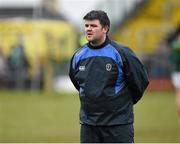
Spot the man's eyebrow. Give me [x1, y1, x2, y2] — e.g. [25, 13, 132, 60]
[85, 24, 97, 26]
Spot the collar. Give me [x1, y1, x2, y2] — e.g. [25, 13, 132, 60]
[87, 36, 110, 49]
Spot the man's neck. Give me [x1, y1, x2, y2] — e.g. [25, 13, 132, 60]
[90, 35, 106, 47]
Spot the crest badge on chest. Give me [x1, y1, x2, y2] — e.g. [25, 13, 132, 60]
[106, 63, 112, 71]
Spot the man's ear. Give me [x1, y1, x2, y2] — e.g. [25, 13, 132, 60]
[103, 26, 109, 34]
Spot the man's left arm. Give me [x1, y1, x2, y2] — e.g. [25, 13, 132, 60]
[121, 48, 149, 104]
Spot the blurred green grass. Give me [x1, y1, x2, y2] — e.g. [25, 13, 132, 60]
[134, 91, 180, 142]
[0, 90, 180, 142]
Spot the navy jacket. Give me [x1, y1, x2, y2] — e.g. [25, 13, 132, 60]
[69, 37, 149, 126]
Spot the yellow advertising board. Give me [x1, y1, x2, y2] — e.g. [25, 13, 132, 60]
[0, 19, 77, 66]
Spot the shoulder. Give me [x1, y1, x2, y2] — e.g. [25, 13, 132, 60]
[73, 44, 88, 58]
[110, 40, 136, 57]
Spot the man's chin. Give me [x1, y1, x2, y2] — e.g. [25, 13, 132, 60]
[86, 36, 94, 41]
[87, 39, 93, 42]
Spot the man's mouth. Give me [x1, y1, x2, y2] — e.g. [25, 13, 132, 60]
[87, 33, 93, 36]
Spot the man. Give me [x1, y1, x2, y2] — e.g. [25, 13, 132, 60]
[69, 10, 149, 143]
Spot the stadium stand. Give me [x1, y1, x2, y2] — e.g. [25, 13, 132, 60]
[112, 0, 180, 91]
[113, 0, 180, 55]
[0, 0, 78, 90]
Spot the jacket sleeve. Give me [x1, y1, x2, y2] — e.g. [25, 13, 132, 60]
[120, 47, 149, 104]
[69, 55, 80, 91]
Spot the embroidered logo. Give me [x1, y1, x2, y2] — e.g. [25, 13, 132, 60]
[79, 66, 85, 71]
[106, 63, 112, 71]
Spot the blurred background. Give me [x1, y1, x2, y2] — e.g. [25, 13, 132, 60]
[0, 0, 180, 142]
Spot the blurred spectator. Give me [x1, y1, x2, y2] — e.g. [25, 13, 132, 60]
[7, 42, 30, 89]
[0, 47, 9, 88]
[31, 56, 44, 90]
[168, 28, 180, 122]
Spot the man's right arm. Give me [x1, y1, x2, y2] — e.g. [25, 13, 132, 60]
[69, 55, 80, 91]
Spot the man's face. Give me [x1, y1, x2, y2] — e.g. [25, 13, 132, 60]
[84, 20, 107, 43]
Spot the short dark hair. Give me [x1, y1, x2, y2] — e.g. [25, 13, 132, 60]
[83, 10, 110, 32]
